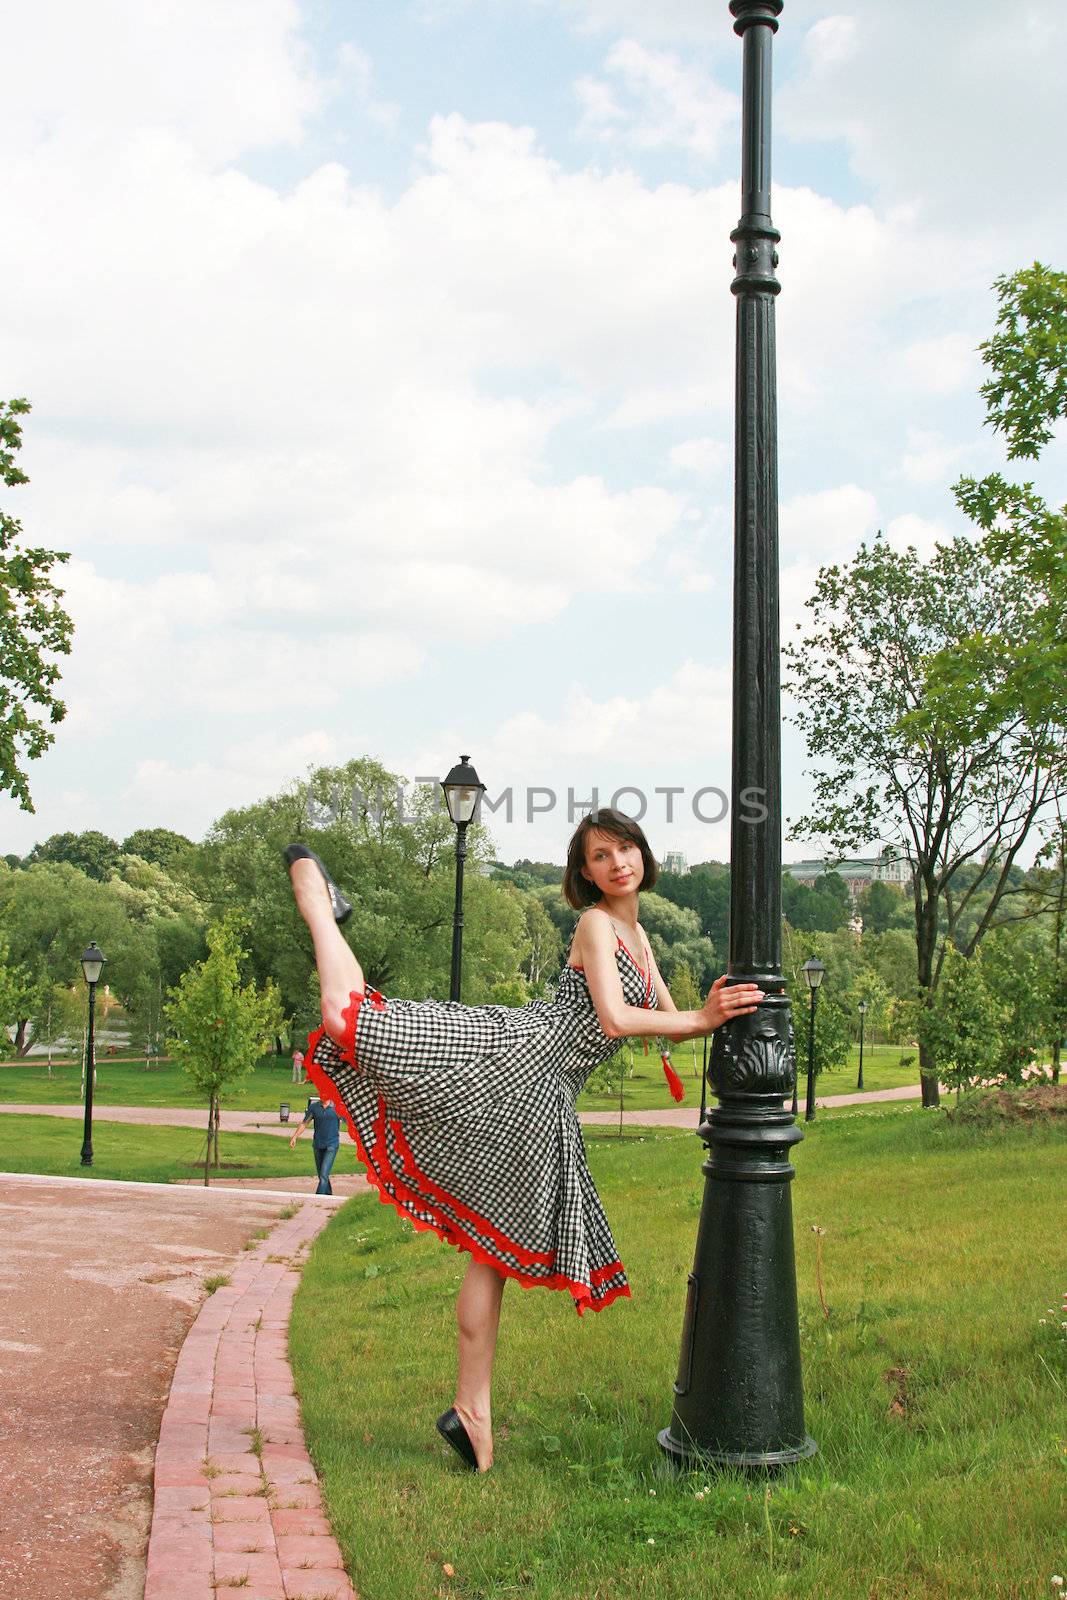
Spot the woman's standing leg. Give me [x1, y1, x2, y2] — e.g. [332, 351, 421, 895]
[289, 860, 365, 1043]
[453, 1260, 505, 1472]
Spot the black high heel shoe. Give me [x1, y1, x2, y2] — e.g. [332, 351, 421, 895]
[435, 1407, 479, 1472]
[283, 844, 353, 925]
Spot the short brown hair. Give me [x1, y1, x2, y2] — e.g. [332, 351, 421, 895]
[562, 807, 659, 910]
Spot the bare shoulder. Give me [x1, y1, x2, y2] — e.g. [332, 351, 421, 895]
[572, 905, 613, 960]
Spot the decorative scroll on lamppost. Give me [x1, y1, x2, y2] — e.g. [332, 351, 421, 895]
[441, 755, 485, 1003]
[659, 0, 815, 1470]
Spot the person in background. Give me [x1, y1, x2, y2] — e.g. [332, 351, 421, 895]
[289, 1089, 340, 1195]
[291, 1045, 305, 1084]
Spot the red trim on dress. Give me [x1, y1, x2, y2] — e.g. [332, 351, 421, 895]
[303, 992, 630, 1315]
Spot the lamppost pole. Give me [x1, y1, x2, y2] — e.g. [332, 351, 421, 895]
[79, 942, 106, 1168]
[442, 756, 485, 1004]
[857, 1000, 868, 1091]
[450, 823, 469, 1003]
[659, 0, 815, 1470]
[805, 986, 819, 1122]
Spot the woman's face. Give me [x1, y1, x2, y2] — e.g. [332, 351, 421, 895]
[581, 829, 644, 900]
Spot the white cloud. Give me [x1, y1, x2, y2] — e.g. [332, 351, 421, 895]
[780, 484, 878, 565]
[780, 1, 1067, 239]
[669, 437, 728, 476]
[895, 430, 973, 490]
[401, 659, 736, 861]
[2, 0, 322, 166]
[883, 513, 951, 561]
[552, 0, 726, 44]
[125, 730, 344, 833]
[576, 38, 737, 160]
[888, 334, 980, 399]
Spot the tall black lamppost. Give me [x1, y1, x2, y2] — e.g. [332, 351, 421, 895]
[802, 957, 825, 1122]
[856, 999, 868, 1091]
[441, 756, 485, 1003]
[659, 0, 815, 1470]
[79, 942, 106, 1167]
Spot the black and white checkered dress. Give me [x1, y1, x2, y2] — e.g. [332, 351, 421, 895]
[305, 941, 656, 1314]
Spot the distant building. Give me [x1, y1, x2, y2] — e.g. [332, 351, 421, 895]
[784, 847, 911, 904]
[661, 850, 688, 876]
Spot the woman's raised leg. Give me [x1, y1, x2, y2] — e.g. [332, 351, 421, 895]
[289, 859, 364, 1044]
[453, 1259, 505, 1472]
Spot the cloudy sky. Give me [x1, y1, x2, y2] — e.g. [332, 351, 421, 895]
[2, 0, 1064, 867]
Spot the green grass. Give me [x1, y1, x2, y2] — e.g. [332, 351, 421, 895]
[578, 1040, 919, 1112]
[289, 1109, 1066, 1600]
[0, 1112, 360, 1185]
[0, 1053, 312, 1112]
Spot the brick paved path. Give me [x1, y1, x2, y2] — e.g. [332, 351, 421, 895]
[0, 1175, 333, 1600]
[146, 1202, 356, 1600]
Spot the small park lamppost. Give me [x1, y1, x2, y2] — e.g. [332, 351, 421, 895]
[856, 999, 868, 1091]
[79, 942, 107, 1167]
[802, 956, 825, 1122]
[441, 756, 485, 1003]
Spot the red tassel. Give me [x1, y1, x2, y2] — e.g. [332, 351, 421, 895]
[661, 1053, 685, 1103]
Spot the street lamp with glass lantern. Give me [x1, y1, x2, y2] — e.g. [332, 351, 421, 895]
[857, 998, 868, 1091]
[79, 942, 107, 1167]
[441, 756, 485, 1003]
[802, 956, 825, 1122]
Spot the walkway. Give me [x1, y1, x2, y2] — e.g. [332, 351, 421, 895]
[0, 1080, 925, 1140]
[0, 1175, 355, 1600]
[582, 1081, 925, 1128]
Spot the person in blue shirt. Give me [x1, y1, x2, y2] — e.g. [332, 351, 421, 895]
[289, 1092, 341, 1194]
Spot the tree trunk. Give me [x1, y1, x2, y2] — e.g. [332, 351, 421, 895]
[213, 1097, 221, 1168]
[14, 1019, 29, 1057]
[1053, 1039, 1061, 1085]
[203, 1099, 212, 1187]
[915, 892, 941, 1109]
[918, 1034, 941, 1107]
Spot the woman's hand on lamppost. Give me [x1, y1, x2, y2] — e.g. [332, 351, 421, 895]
[700, 975, 764, 1032]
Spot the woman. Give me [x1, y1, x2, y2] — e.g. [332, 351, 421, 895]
[287, 807, 761, 1473]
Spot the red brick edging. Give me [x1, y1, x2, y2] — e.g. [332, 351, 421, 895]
[145, 1203, 357, 1600]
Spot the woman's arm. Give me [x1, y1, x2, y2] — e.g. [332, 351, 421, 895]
[580, 909, 762, 1041]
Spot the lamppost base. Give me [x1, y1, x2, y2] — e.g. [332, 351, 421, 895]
[657, 1427, 817, 1472]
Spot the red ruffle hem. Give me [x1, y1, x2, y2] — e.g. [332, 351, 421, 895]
[304, 990, 631, 1315]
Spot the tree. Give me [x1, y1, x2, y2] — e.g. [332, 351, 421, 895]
[782, 928, 853, 1085]
[195, 757, 533, 1020]
[782, 874, 849, 934]
[0, 935, 29, 1060]
[931, 264, 1066, 737]
[120, 827, 197, 873]
[657, 862, 730, 949]
[0, 399, 74, 811]
[786, 531, 1065, 1107]
[165, 916, 282, 1185]
[516, 887, 563, 994]
[28, 830, 122, 881]
[0, 862, 153, 1054]
[788, 270, 1067, 1107]
[920, 946, 1002, 1102]
[857, 880, 904, 936]
[633, 893, 715, 989]
[668, 959, 704, 1081]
